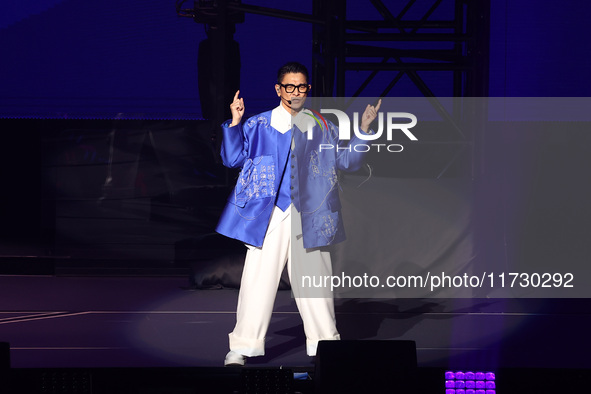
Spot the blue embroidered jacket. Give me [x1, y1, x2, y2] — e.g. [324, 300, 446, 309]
[215, 106, 367, 248]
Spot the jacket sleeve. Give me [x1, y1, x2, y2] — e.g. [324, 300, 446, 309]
[220, 120, 249, 169]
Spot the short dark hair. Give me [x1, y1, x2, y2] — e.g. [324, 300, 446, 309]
[277, 62, 309, 84]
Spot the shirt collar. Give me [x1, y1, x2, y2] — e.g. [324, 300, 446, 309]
[270, 104, 292, 134]
[271, 104, 315, 134]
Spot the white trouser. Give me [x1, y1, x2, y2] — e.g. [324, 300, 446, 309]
[228, 205, 340, 357]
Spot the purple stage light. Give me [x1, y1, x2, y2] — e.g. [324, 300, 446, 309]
[446, 370, 496, 394]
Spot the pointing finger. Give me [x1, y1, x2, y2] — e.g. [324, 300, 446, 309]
[375, 98, 382, 112]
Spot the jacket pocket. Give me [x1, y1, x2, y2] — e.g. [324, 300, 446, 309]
[313, 211, 339, 243]
[231, 155, 276, 207]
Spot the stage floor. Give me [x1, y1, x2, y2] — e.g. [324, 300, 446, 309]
[1, 275, 590, 371]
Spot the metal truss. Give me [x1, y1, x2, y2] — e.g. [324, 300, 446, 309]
[312, 0, 490, 98]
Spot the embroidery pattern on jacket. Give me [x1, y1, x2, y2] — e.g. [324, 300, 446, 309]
[234, 155, 276, 206]
[313, 211, 339, 244]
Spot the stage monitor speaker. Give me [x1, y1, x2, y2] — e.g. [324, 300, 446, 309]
[0, 342, 9, 370]
[315, 340, 417, 394]
[0, 342, 9, 391]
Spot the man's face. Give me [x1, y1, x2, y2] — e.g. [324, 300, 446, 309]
[275, 72, 310, 113]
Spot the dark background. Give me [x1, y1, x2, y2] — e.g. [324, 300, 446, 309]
[2, 0, 590, 116]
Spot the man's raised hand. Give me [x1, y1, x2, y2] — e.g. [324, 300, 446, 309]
[360, 98, 382, 133]
[230, 90, 245, 127]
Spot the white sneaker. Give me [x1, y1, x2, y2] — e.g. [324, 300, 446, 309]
[224, 351, 246, 366]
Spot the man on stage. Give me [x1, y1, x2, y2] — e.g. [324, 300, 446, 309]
[216, 61, 380, 366]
